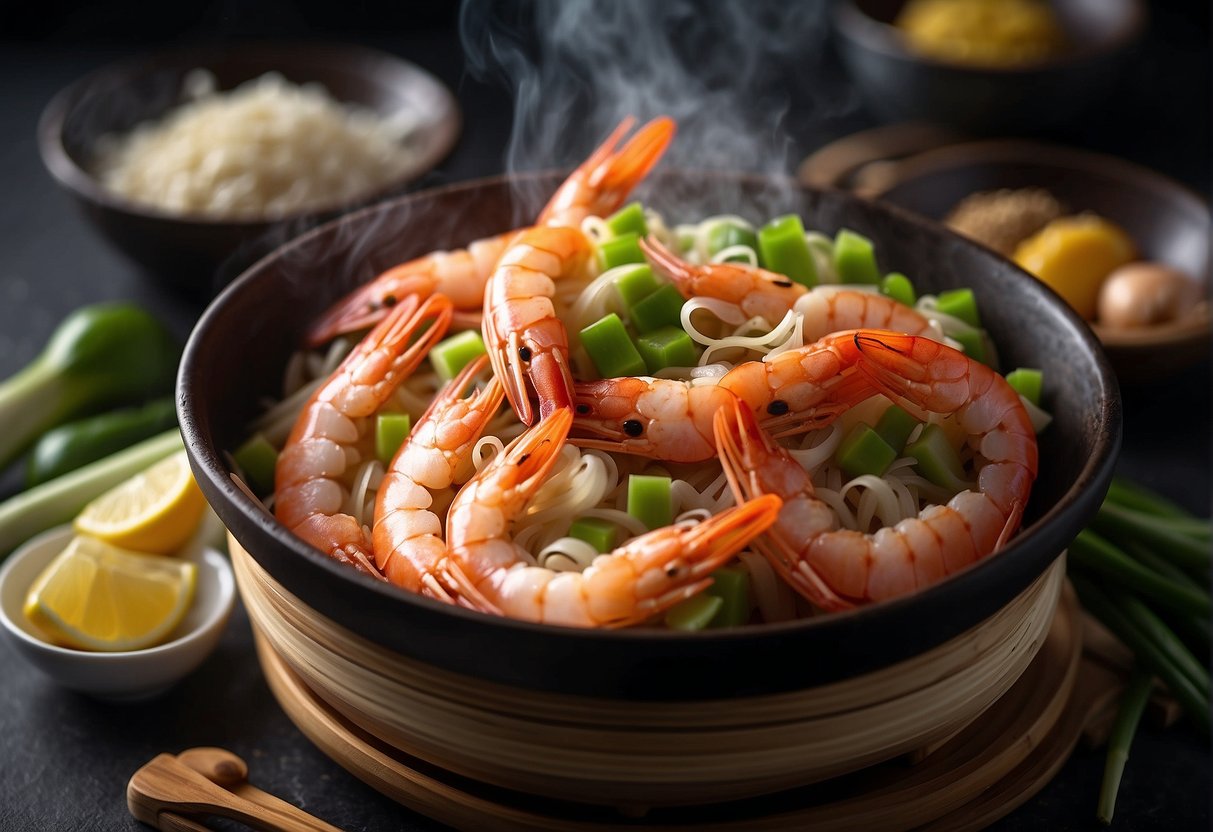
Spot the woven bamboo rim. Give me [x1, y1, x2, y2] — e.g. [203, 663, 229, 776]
[232, 535, 1065, 807]
[252, 588, 1083, 830]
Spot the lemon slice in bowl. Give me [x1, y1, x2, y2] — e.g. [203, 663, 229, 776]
[23, 536, 197, 651]
[73, 449, 207, 555]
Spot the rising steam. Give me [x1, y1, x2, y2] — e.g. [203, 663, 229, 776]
[459, 0, 853, 189]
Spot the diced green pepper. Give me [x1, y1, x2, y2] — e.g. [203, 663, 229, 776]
[606, 202, 648, 238]
[881, 272, 917, 307]
[568, 517, 618, 553]
[952, 329, 988, 364]
[837, 423, 897, 480]
[580, 314, 647, 378]
[936, 288, 982, 328]
[233, 433, 279, 495]
[628, 474, 673, 531]
[613, 265, 660, 308]
[598, 232, 646, 270]
[906, 423, 969, 493]
[375, 413, 412, 464]
[758, 215, 817, 287]
[706, 566, 751, 628]
[706, 221, 759, 258]
[665, 594, 723, 631]
[431, 331, 487, 381]
[1005, 368, 1043, 406]
[874, 405, 919, 453]
[635, 326, 699, 373]
[833, 229, 882, 285]
[630, 284, 686, 334]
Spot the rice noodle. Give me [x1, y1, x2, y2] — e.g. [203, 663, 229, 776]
[787, 423, 844, 473]
[710, 245, 758, 266]
[344, 459, 384, 529]
[738, 551, 797, 623]
[537, 538, 599, 572]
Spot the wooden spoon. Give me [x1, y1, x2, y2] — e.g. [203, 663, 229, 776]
[127, 752, 338, 832]
[175, 747, 341, 832]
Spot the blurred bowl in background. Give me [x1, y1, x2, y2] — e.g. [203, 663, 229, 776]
[871, 140, 1211, 381]
[833, 0, 1145, 134]
[37, 42, 460, 297]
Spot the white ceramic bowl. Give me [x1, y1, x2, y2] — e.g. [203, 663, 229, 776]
[0, 524, 235, 701]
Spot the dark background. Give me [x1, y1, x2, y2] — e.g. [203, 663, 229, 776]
[0, 1, 1209, 829]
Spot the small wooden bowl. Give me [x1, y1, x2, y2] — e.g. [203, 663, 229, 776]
[834, 0, 1145, 133]
[871, 141, 1212, 381]
[38, 42, 460, 296]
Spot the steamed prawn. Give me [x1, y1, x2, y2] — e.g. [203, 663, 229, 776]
[442, 408, 782, 627]
[372, 356, 505, 600]
[274, 294, 454, 574]
[712, 330, 1038, 610]
[569, 331, 878, 462]
[306, 116, 675, 348]
[641, 234, 935, 342]
[306, 233, 514, 347]
[485, 118, 676, 425]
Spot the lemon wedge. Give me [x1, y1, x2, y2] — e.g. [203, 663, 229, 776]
[73, 449, 207, 554]
[23, 536, 197, 651]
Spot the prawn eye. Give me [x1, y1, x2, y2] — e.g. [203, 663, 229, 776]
[766, 400, 790, 416]
[772, 280, 793, 288]
[518, 346, 533, 362]
[383, 294, 398, 308]
[575, 403, 591, 415]
[622, 419, 644, 437]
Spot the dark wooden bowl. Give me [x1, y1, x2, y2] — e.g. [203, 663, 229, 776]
[834, 0, 1145, 133]
[37, 42, 460, 296]
[872, 141, 1212, 381]
[178, 171, 1121, 701]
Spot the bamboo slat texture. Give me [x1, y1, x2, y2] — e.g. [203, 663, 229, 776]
[249, 580, 1084, 831]
[231, 535, 1066, 814]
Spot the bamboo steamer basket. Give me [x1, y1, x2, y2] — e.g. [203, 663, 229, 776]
[233, 533, 1066, 808]
[179, 171, 1121, 817]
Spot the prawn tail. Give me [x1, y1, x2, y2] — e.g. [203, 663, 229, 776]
[597, 116, 677, 196]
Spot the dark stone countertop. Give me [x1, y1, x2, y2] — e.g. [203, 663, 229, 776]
[0, 5, 1208, 829]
